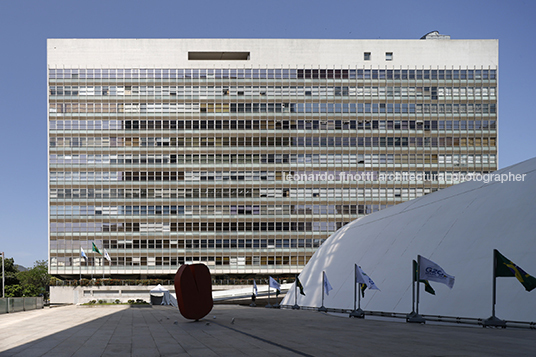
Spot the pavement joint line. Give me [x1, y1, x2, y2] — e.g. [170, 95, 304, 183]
[210, 320, 314, 357]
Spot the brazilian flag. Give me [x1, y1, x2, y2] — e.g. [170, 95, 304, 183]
[296, 276, 306, 296]
[494, 249, 536, 292]
[413, 260, 436, 295]
[92, 242, 102, 255]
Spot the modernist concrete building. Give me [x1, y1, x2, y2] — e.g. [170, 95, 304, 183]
[47, 34, 498, 279]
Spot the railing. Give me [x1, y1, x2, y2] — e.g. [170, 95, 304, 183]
[0, 297, 44, 314]
[280, 305, 536, 330]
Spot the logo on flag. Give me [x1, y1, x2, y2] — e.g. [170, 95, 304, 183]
[418, 256, 455, 289]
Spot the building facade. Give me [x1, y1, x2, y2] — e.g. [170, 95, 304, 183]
[48, 35, 498, 279]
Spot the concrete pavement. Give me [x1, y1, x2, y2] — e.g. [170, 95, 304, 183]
[1, 304, 535, 356]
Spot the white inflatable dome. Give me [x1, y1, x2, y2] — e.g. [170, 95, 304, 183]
[282, 158, 536, 321]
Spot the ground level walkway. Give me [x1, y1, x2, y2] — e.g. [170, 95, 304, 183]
[0, 304, 535, 356]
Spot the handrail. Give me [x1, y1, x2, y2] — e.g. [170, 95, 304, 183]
[280, 305, 536, 330]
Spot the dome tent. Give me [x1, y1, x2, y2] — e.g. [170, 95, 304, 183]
[150, 284, 178, 307]
[282, 158, 536, 322]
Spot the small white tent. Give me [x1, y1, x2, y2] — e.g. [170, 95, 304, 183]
[150, 284, 178, 307]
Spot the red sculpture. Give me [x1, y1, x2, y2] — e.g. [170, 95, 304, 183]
[174, 264, 213, 320]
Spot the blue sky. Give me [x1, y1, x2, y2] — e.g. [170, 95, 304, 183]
[0, 0, 534, 267]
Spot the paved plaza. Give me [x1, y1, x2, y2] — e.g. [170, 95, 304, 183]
[1, 304, 535, 356]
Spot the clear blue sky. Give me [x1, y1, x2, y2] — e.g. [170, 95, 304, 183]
[0, 0, 534, 267]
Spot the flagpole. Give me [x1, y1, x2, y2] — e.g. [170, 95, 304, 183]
[411, 261, 415, 313]
[407, 256, 425, 323]
[350, 264, 364, 318]
[492, 249, 496, 318]
[416, 257, 420, 315]
[318, 271, 327, 312]
[265, 279, 272, 308]
[484, 249, 506, 328]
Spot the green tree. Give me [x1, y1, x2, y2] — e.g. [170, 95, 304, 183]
[1, 257, 20, 297]
[5, 284, 23, 297]
[17, 261, 50, 298]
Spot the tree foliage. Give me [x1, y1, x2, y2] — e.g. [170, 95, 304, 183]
[17, 260, 50, 297]
[0, 257, 20, 287]
[1, 258, 50, 298]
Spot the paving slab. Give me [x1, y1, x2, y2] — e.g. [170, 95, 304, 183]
[0, 304, 535, 356]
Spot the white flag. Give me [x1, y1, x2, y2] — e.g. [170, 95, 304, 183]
[323, 271, 333, 296]
[356, 265, 380, 291]
[253, 280, 258, 296]
[103, 248, 111, 262]
[418, 255, 455, 289]
[80, 247, 88, 261]
[269, 276, 281, 291]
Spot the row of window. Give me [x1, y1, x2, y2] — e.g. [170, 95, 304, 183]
[49, 153, 496, 165]
[49, 136, 497, 149]
[50, 221, 344, 232]
[50, 203, 407, 217]
[51, 255, 311, 268]
[49, 166, 495, 182]
[49, 68, 497, 80]
[51, 187, 435, 200]
[49, 119, 497, 132]
[49, 102, 497, 114]
[49, 85, 496, 98]
[52, 238, 323, 251]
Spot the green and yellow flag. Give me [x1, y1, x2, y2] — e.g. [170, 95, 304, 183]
[494, 249, 536, 292]
[296, 276, 306, 296]
[92, 242, 102, 255]
[413, 260, 436, 295]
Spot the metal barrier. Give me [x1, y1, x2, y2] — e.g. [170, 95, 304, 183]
[0, 297, 44, 314]
[280, 305, 536, 330]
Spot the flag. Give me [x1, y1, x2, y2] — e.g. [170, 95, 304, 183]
[355, 265, 380, 297]
[418, 256, 455, 289]
[269, 276, 281, 293]
[80, 248, 88, 262]
[323, 271, 333, 296]
[494, 249, 536, 292]
[92, 242, 102, 255]
[296, 276, 306, 296]
[103, 248, 111, 262]
[253, 280, 258, 296]
[413, 260, 436, 295]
